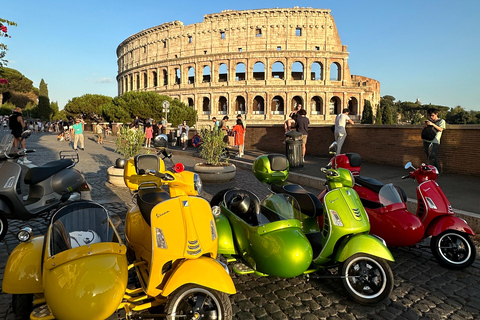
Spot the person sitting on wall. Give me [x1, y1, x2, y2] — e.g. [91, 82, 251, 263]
[285, 104, 302, 133]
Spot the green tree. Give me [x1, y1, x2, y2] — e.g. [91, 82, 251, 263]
[361, 100, 374, 124]
[101, 98, 131, 123]
[375, 105, 382, 124]
[380, 96, 395, 124]
[64, 94, 113, 120]
[36, 79, 51, 120]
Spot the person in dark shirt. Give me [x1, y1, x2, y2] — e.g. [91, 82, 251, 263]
[295, 109, 309, 159]
[9, 107, 31, 164]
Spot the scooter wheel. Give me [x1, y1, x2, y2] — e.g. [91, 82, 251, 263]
[0, 212, 7, 241]
[430, 230, 476, 270]
[12, 294, 33, 320]
[165, 284, 232, 320]
[340, 253, 394, 305]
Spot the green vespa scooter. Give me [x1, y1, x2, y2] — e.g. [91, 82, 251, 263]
[212, 146, 394, 304]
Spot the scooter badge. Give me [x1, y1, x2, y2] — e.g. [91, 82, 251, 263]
[183, 200, 189, 207]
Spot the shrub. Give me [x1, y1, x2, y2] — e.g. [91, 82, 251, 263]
[199, 128, 228, 166]
[115, 126, 145, 159]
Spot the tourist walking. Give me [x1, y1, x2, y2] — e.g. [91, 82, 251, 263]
[178, 120, 190, 150]
[232, 118, 246, 158]
[295, 109, 309, 159]
[71, 118, 85, 150]
[236, 114, 246, 157]
[334, 108, 354, 154]
[145, 123, 153, 148]
[96, 123, 104, 144]
[9, 107, 31, 164]
[423, 108, 446, 169]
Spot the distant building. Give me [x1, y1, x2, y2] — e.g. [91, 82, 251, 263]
[116, 7, 380, 125]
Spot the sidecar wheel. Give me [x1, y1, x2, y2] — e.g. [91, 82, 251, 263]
[341, 253, 393, 304]
[12, 294, 33, 320]
[165, 284, 232, 320]
[431, 230, 476, 269]
[210, 189, 234, 207]
[0, 212, 7, 241]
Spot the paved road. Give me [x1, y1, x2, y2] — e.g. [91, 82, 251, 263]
[0, 132, 479, 320]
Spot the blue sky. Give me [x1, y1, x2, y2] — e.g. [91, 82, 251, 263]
[3, 0, 480, 111]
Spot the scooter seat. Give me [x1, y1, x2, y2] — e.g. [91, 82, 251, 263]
[355, 176, 385, 194]
[24, 159, 74, 185]
[271, 182, 322, 217]
[137, 190, 171, 226]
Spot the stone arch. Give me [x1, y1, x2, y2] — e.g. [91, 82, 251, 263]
[203, 65, 211, 83]
[143, 72, 147, 88]
[271, 96, 284, 114]
[202, 97, 210, 114]
[152, 70, 158, 87]
[291, 61, 304, 80]
[162, 69, 168, 85]
[311, 96, 323, 114]
[174, 68, 181, 85]
[253, 96, 265, 114]
[188, 97, 194, 108]
[218, 96, 228, 114]
[310, 62, 322, 80]
[188, 67, 195, 84]
[291, 96, 304, 111]
[253, 62, 265, 80]
[348, 97, 358, 115]
[218, 63, 228, 82]
[235, 63, 246, 81]
[235, 96, 246, 114]
[272, 61, 285, 79]
[329, 96, 342, 115]
[136, 74, 140, 89]
[330, 62, 341, 81]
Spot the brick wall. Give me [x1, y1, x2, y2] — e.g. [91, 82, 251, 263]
[244, 124, 480, 176]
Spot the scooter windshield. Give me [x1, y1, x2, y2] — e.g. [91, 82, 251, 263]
[378, 183, 404, 206]
[0, 134, 13, 156]
[259, 193, 302, 225]
[50, 201, 120, 256]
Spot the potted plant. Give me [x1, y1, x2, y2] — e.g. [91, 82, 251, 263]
[193, 128, 236, 183]
[107, 126, 146, 187]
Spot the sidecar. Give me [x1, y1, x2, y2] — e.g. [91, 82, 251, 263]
[3, 201, 128, 320]
[215, 189, 313, 278]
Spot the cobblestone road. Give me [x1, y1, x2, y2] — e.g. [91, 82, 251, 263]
[0, 132, 479, 320]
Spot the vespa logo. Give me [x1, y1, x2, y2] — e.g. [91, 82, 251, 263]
[156, 211, 169, 218]
[329, 197, 339, 204]
[3, 176, 15, 189]
[183, 201, 189, 207]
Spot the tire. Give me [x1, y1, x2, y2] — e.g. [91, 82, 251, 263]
[0, 212, 7, 241]
[165, 284, 232, 320]
[430, 230, 476, 269]
[12, 294, 33, 320]
[210, 189, 234, 207]
[340, 253, 394, 305]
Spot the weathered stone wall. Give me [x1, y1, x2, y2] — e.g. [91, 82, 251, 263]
[117, 8, 380, 125]
[243, 125, 480, 176]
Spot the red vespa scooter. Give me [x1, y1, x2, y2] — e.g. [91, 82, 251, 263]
[319, 149, 476, 270]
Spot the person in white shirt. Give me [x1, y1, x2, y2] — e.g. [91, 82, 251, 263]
[334, 108, 354, 154]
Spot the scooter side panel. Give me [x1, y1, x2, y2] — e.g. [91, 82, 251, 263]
[215, 214, 237, 255]
[161, 256, 236, 297]
[425, 215, 475, 237]
[0, 161, 30, 219]
[417, 180, 452, 226]
[2, 236, 44, 294]
[334, 234, 395, 263]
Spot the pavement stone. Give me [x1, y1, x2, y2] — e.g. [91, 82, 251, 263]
[0, 131, 479, 320]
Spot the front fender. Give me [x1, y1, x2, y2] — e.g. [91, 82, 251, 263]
[162, 257, 236, 297]
[2, 236, 44, 294]
[425, 215, 475, 237]
[335, 234, 395, 263]
[215, 214, 236, 255]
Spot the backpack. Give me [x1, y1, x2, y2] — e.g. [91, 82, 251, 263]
[421, 125, 436, 141]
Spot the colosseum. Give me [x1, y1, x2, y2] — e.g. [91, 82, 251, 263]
[116, 7, 380, 125]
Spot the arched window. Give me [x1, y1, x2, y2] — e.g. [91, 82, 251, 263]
[218, 96, 227, 114]
[253, 62, 265, 80]
[330, 62, 341, 81]
[348, 97, 358, 115]
[311, 62, 322, 80]
[174, 68, 181, 85]
[235, 63, 246, 81]
[235, 96, 245, 114]
[203, 66, 211, 83]
[271, 96, 284, 115]
[291, 62, 304, 80]
[188, 98, 194, 108]
[143, 73, 148, 88]
[163, 69, 168, 85]
[311, 96, 323, 114]
[329, 96, 342, 115]
[152, 71, 158, 87]
[218, 63, 228, 82]
[253, 96, 265, 114]
[271, 61, 285, 79]
[136, 74, 140, 89]
[202, 97, 210, 114]
[188, 67, 195, 84]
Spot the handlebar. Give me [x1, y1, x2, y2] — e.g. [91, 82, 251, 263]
[0, 149, 35, 161]
[401, 174, 410, 180]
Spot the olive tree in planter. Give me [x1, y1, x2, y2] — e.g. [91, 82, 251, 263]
[107, 126, 145, 187]
[193, 128, 236, 183]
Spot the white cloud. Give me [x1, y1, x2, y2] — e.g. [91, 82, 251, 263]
[95, 77, 114, 84]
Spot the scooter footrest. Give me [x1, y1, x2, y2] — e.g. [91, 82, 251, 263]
[233, 263, 254, 275]
[31, 304, 54, 320]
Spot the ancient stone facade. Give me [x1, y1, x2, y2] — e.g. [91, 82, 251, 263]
[116, 7, 380, 125]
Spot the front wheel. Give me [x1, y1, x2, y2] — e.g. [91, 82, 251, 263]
[165, 284, 232, 320]
[0, 212, 8, 241]
[340, 253, 394, 304]
[431, 230, 476, 269]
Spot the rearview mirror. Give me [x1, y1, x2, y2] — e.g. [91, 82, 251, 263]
[161, 149, 172, 158]
[328, 142, 337, 155]
[404, 162, 413, 170]
[21, 130, 32, 139]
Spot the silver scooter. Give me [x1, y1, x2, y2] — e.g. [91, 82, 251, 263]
[0, 131, 89, 241]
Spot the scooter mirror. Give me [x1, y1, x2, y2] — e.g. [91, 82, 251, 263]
[328, 141, 337, 155]
[21, 130, 32, 139]
[404, 162, 413, 170]
[161, 149, 172, 158]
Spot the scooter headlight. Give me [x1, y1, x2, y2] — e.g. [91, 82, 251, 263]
[210, 220, 217, 241]
[329, 210, 344, 227]
[17, 227, 33, 242]
[193, 173, 202, 194]
[155, 227, 168, 249]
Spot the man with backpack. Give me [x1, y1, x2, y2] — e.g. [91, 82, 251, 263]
[423, 108, 446, 169]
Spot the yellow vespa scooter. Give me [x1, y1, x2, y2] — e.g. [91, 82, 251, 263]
[2, 152, 235, 320]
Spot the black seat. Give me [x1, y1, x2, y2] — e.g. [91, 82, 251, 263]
[305, 232, 324, 259]
[24, 159, 73, 185]
[355, 176, 385, 194]
[134, 154, 160, 175]
[224, 189, 261, 226]
[345, 153, 362, 167]
[271, 182, 323, 217]
[137, 190, 171, 226]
